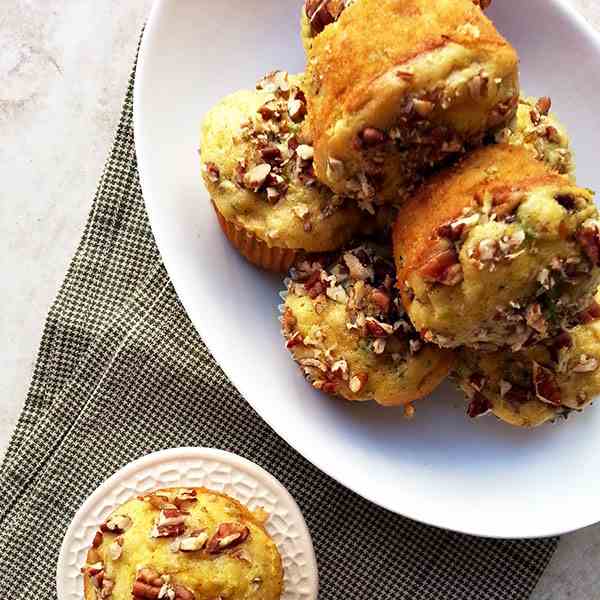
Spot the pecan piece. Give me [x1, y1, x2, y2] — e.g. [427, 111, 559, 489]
[371, 288, 391, 313]
[467, 393, 491, 418]
[151, 508, 188, 538]
[533, 363, 562, 406]
[536, 96, 552, 115]
[92, 531, 104, 549]
[573, 355, 599, 373]
[207, 523, 250, 554]
[419, 248, 463, 286]
[305, 0, 347, 35]
[259, 145, 282, 164]
[491, 189, 526, 218]
[365, 317, 394, 338]
[101, 514, 132, 535]
[358, 127, 387, 149]
[304, 270, 326, 299]
[204, 162, 220, 183]
[174, 489, 198, 510]
[179, 530, 209, 552]
[243, 164, 272, 192]
[349, 372, 368, 394]
[147, 494, 171, 510]
[549, 330, 573, 363]
[577, 221, 600, 266]
[288, 97, 307, 123]
[579, 300, 600, 324]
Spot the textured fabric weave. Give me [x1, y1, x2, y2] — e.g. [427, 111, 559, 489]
[0, 53, 558, 600]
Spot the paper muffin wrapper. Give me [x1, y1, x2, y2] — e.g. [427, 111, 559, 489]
[212, 202, 298, 273]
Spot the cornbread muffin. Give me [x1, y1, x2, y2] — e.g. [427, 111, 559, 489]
[495, 95, 573, 176]
[281, 243, 454, 410]
[305, 0, 520, 207]
[454, 292, 600, 427]
[200, 71, 365, 272]
[82, 488, 283, 600]
[393, 144, 600, 350]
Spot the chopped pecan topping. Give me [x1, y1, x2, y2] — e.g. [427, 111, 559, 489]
[101, 514, 132, 535]
[146, 493, 171, 510]
[305, 270, 326, 298]
[174, 489, 198, 509]
[533, 363, 562, 406]
[412, 99, 435, 117]
[259, 145, 282, 164]
[371, 289, 391, 313]
[204, 162, 220, 183]
[349, 372, 368, 393]
[358, 127, 387, 149]
[151, 508, 188, 538]
[491, 189, 526, 218]
[419, 248, 463, 286]
[573, 355, 599, 373]
[132, 569, 195, 600]
[545, 126, 561, 143]
[288, 95, 307, 123]
[180, 529, 209, 552]
[577, 220, 600, 266]
[467, 393, 491, 418]
[365, 317, 394, 338]
[469, 373, 486, 392]
[549, 330, 573, 362]
[468, 72, 489, 100]
[286, 331, 304, 349]
[92, 531, 104, 549]
[536, 96, 552, 115]
[256, 70, 290, 96]
[579, 300, 600, 324]
[108, 536, 124, 561]
[207, 523, 250, 554]
[526, 303, 548, 335]
[243, 164, 272, 192]
[296, 144, 314, 161]
[305, 0, 348, 35]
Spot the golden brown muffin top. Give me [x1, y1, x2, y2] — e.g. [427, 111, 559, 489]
[82, 487, 283, 600]
[393, 144, 571, 285]
[455, 291, 600, 427]
[200, 71, 366, 252]
[282, 244, 454, 408]
[307, 0, 518, 144]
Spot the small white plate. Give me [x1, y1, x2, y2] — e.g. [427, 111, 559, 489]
[56, 448, 318, 600]
[134, 0, 600, 538]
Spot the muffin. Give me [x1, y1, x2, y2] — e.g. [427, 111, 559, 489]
[301, 0, 492, 47]
[393, 144, 600, 350]
[281, 243, 454, 411]
[454, 292, 600, 427]
[200, 70, 366, 272]
[82, 487, 283, 600]
[495, 95, 573, 176]
[304, 0, 520, 207]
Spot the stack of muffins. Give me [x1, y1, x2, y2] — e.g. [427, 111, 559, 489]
[200, 0, 600, 428]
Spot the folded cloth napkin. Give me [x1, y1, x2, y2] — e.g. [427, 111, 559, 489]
[0, 49, 557, 600]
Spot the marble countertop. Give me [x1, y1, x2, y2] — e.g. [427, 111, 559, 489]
[2, 1, 600, 598]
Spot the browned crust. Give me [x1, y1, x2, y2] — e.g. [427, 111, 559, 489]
[83, 487, 284, 600]
[307, 0, 518, 151]
[212, 201, 298, 273]
[392, 144, 570, 303]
